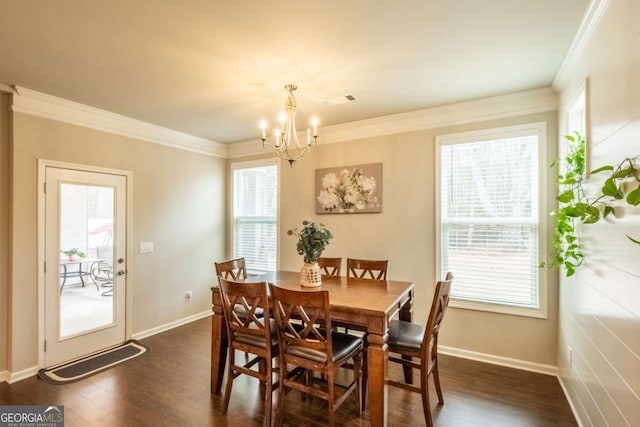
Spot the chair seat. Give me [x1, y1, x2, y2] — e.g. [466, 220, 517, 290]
[389, 319, 424, 352]
[287, 331, 363, 363]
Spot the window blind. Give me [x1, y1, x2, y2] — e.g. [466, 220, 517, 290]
[232, 163, 277, 272]
[440, 135, 539, 308]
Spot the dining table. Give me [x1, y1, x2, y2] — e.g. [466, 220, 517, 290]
[210, 270, 415, 427]
[59, 257, 104, 294]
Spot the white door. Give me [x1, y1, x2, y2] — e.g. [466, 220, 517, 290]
[44, 166, 127, 367]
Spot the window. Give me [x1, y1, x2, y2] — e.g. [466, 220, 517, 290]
[567, 78, 587, 137]
[231, 160, 278, 272]
[436, 123, 547, 318]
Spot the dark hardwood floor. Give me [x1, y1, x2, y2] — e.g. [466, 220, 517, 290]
[0, 317, 577, 426]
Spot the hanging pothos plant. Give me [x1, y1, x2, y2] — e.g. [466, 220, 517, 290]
[542, 132, 640, 276]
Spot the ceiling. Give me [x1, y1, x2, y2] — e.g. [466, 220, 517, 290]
[0, 1, 590, 144]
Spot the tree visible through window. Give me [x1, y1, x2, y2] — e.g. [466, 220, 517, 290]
[437, 124, 545, 316]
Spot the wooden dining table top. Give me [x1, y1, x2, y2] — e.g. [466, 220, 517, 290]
[237, 269, 414, 315]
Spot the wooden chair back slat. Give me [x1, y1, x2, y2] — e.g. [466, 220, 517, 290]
[423, 272, 453, 362]
[318, 257, 342, 277]
[269, 286, 332, 354]
[215, 257, 248, 281]
[218, 277, 270, 339]
[347, 258, 388, 280]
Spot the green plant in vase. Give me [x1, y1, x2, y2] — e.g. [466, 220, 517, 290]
[61, 248, 86, 260]
[287, 220, 333, 286]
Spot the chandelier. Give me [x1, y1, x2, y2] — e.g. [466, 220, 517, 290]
[260, 84, 318, 166]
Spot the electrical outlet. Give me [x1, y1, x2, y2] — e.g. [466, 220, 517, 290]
[186, 291, 193, 301]
[568, 346, 573, 366]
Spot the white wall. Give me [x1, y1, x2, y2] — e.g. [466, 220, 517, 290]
[556, 0, 640, 425]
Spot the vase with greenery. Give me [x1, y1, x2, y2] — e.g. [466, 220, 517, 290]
[287, 220, 333, 287]
[61, 248, 86, 261]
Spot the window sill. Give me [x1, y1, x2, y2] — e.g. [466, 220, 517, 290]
[449, 298, 547, 319]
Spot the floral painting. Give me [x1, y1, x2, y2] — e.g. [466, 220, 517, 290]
[315, 163, 382, 214]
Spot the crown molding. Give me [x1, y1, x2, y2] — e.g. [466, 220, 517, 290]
[227, 87, 558, 159]
[10, 86, 227, 158]
[0, 83, 13, 93]
[553, 0, 611, 90]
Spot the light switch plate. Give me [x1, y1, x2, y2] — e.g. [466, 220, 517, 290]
[139, 241, 154, 253]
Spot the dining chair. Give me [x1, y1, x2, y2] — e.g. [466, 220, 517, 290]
[92, 245, 114, 296]
[218, 277, 279, 427]
[215, 257, 263, 318]
[343, 258, 389, 406]
[343, 257, 389, 335]
[215, 257, 248, 281]
[215, 257, 264, 362]
[346, 258, 388, 280]
[387, 272, 453, 427]
[317, 257, 342, 277]
[269, 284, 363, 427]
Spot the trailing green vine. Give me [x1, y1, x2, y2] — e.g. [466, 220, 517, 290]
[542, 132, 640, 276]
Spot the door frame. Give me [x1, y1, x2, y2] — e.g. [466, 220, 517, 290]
[37, 159, 134, 367]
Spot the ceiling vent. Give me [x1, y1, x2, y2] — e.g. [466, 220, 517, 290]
[320, 94, 357, 106]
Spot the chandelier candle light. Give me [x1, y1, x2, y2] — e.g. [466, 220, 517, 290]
[260, 84, 318, 166]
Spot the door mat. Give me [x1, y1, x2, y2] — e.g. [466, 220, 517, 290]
[38, 340, 149, 385]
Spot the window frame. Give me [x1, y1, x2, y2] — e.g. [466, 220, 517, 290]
[229, 158, 279, 274]
[435, 122, 548, 319]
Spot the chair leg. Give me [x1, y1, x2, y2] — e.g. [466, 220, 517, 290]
[301, 370, 312, 402]
[361, 347, 368, 411]
[402, 355, 413, 383]
[259, 357, 267, 392]
[222, 350, 235, 414]
[421, 367, 433, 427]
[275, 367, 287, 427]
[354, 353, 362, 416]
[327, 368, 335, 427]
[432, 362, 444, 405]
[263, 364, 273, 427]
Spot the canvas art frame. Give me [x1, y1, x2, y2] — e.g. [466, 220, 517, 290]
[315, 163, 383, 214]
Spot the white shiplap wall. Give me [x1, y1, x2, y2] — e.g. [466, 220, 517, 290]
[557, 0, 640, 426]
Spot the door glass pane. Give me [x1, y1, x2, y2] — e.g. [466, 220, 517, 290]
[59, 183, 115, 339]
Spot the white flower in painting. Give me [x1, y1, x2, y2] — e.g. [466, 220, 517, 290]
[321, 173, 340, 190]
[317, 190, 341, 210]
[358, 175, 377, 193]
[316, 167, 380, 213]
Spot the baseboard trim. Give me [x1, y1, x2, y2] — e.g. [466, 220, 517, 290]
[557, 375, 587, 427]
[0, 370, 8, 383]
[7, 366, 39, 384]
[131, 310, 212, 341]
[439, 345, 558, 376]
